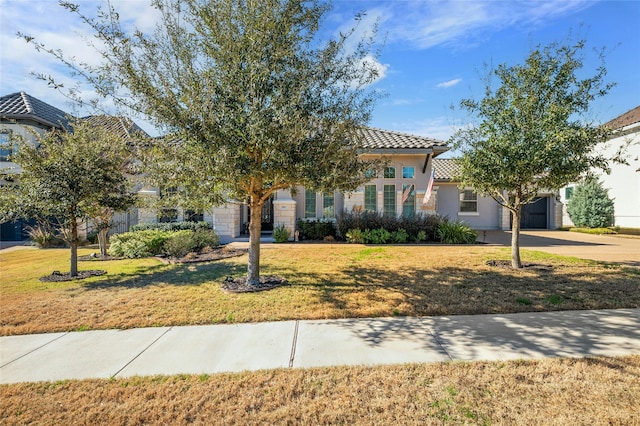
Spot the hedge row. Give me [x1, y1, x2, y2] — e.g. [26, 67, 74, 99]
[109, 228, 219, 258]
[130, 221, 212, 232]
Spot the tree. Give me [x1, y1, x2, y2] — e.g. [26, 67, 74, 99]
[450, 38, 614, 268]
[26, 0, 383, 286]
[567, 178, 615, 228]
[0, 119, 137, 276]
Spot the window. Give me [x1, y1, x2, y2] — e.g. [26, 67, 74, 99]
[364, 169, 377, 179]
[364, 185, 377, 211]
[383, 184, 396, 216]
[323, 192, 335, 218]
[158, 208, 178, 223]
[565, 187, 574, 200]
[402, 166, 415, 179]
[185, 209, 204, 222]
[384, 167, 395, 179]
[402, 184, 415, 217]
[305, 190, 316, 218]
[0, 132, 13, 161]
[459, 189, 478, 213]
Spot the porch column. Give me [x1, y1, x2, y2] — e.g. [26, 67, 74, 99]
[273, 190, 296, 241]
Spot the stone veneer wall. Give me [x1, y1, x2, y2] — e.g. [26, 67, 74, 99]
[212, 203, 241, 243]
[273, 199, 296, 240]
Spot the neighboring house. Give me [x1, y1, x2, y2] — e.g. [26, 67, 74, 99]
[431, 158, 563, 231]
[0, 92, 143, 241]
[1, 92, 71, 240]
[561, 106, 640, 228]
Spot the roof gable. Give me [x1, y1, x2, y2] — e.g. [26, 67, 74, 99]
[605, 106, 640, 130]
[0, 91, 71, 129]
[359, 127, 448, 152]
[432, 158, 460, 181]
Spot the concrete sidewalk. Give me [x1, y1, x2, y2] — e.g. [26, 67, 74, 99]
[1, 309, 638, 384]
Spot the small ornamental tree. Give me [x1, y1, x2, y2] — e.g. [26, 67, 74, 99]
[0, 119, 137, 277]
[567, 178, 615, 228]
[450, 38, 614, 268]
[25, 0, 384, 287]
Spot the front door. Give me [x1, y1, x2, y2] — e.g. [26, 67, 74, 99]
[261, 196, 274, 231]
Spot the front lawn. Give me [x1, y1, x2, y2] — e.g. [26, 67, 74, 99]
[1, 244, 638, 335]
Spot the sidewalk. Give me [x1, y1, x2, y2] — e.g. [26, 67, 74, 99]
[1, 309, 638, 384]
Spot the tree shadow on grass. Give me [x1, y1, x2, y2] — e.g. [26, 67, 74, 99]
[80, 260, 245, 290]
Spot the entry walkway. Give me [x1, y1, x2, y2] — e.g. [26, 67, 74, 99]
[1, 309, 638, 384]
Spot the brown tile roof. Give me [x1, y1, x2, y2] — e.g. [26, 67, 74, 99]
[359, 127, 448, 152]
[432, 158, 460, 181]
[605, 105, 640, 130]
[0, 91, 71, 129]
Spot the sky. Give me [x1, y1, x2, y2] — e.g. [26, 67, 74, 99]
[1, 0, 639, 155]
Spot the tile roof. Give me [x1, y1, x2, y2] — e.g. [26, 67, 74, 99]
[605, 105, 640, 130]
[432, 158, 460, 181]
[83, 115, 149, 138]
[359, 127, 448, 152]
[0, 91, 71, 129]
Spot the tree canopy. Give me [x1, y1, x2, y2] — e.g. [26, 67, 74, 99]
[0, 119, 137, 276]
[450, 38, 614, 268]
[28, 0, 384, 285]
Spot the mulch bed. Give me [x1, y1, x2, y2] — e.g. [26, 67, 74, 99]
[39, 270, 107, 282]
[221, 276, 288, 293]
[159, 247, 249, 264]
[486, 260, 553, 271]
[78, 253, 121, 261]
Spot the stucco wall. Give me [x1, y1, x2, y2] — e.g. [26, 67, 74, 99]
[435, 183, 500, 230]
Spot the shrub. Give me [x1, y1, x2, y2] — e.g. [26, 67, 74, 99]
[163, 230, 198, 258]
[336, 210, 445, 242]
[130, 221, 212, 232]
[26, 225, 63, 248]
[192, 229, 220, 249]
[296, 219, 336, 240]
[567, 178, 615, 228]
[273, 224, 291, 243]
[391, 228, 409, 243]
[437, 221, 477, 244]
[365, 228, 390, 244]
[109, 229, 173, 258]
[345, 228, 366, 243]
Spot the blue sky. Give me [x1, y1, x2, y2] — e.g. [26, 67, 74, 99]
[1, 0, 639, 151]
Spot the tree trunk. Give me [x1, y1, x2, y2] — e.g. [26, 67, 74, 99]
[511, 205, 523, 269]
[70, 219, 79, 277]
[247, 199, 263, 286]
[98, 228, 109, 256]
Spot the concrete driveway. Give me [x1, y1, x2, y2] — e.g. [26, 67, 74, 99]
[480, 230, 640, 266]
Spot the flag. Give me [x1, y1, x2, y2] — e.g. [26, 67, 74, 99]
[402, 184, 414, 204]
[422, 168, 435, 206]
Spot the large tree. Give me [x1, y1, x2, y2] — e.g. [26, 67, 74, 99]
[450, 39, 614, 268]
[0, 119, 137, 276]
[27, 0, 383, 286]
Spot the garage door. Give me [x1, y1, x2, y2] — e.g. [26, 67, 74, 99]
[520, 197, 548, 229]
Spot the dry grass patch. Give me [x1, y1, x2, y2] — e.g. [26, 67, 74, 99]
[1, 245, 639, 335]
[1, 355, 638, 425]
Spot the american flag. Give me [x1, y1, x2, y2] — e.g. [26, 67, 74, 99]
[422, 168, 435, 206]
[402, 184, 414, 204]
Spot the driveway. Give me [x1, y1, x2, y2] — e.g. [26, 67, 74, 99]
[481, 230, 640, 266]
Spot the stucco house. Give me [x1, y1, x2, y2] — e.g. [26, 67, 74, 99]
[560, 106, 640, 228]
[431, 158, 563, 231]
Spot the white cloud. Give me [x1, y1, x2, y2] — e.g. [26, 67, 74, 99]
[394, 116, 461, 142]
[436, 78, 462, 88]
[381, 0, 595, 50]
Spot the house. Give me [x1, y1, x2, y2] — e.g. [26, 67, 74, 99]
[560, 106, 640, 228]
[431, 158, 563, 231]
[0, 92, 144, 241]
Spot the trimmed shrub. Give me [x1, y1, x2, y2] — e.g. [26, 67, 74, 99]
[437, 221, 477, 244]
[336, 210, 445, 242]
[273, 224, 291, 243]
[391, 228, 409, 244]
[567, 178, 615, 228]
[345, 228, 366, 243]
[192, 229, 220, 249]
[296, 219, 336, 240]
[163, 230, 198, 258]
[130, 221, 212, 232]
[109, 229, 173, 258]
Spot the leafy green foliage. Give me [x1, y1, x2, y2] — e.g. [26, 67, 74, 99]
[131, 221, 212, 232]
[449, 37, 614, 267]
[109, 228, 220, 258]
[567, 178, 615, 228]
[33, 0, 384, 284]
[437, 222, 478, 244]
[296, 219, 336, 240]
[272, 224, 291, 243]
[0, 119, 137, 275]
[337, 210, 444, 242]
